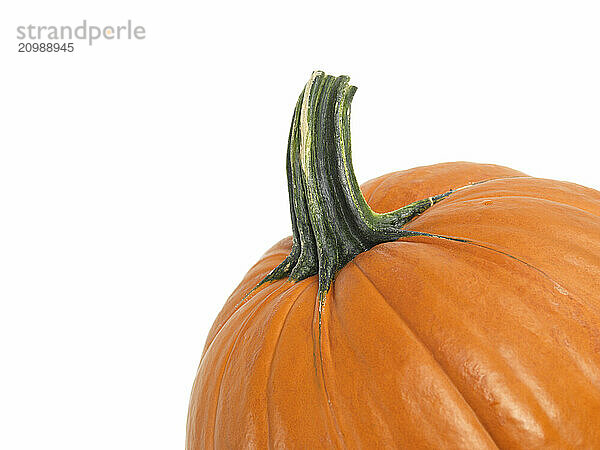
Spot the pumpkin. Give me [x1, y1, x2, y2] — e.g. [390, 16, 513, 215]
[186, 71, 600, 449]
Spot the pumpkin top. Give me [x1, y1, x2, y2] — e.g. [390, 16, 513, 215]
[257, 71, 474, 317]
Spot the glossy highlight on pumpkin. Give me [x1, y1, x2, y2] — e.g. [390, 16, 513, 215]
[186, 72, 600, 449]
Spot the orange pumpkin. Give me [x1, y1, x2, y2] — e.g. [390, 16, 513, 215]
[187, 71, 600, 449]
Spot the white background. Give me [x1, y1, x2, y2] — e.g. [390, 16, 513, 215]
[1, 1, 599, 448]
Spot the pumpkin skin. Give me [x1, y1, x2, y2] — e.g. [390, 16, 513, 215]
[187, 161, 600, 449]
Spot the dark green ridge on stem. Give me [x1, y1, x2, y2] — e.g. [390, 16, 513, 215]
[258, 71, 462, 311]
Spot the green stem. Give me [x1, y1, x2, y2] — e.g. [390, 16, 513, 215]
[260, 71, 456, 307]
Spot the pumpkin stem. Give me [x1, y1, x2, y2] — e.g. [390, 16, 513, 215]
[259, 71, 456, 309]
